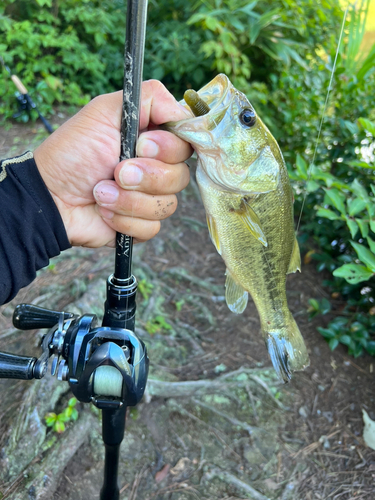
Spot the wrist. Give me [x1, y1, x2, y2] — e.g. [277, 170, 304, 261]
[33, 145, 73, 245]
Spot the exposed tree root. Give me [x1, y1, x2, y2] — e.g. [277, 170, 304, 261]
[2, 411, 95, 500]
[147, 367, 280, 400]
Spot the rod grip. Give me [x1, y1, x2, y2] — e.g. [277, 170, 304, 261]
[0, 352, 36, 379]
[11, 74, 28, 94]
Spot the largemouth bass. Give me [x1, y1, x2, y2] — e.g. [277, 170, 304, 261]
[166, 74, 309, 382]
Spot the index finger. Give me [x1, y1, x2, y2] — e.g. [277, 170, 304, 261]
[139, 79, 192, 129]
[98, 81, 192, 132]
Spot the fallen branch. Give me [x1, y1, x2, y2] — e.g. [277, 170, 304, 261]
[249, 374, 286, 410]
[192, 398, 257, 436]
[204, 468, 271, 500]
[146, 367, 280, 399]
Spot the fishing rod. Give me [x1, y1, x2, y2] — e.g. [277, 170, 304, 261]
[0, 1, 149, 499]
[0, 56, 53, 134]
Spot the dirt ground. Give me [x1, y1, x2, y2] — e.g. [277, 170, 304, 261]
[0, 115, 374, 500]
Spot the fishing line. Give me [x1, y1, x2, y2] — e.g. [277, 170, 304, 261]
[296, 7, 348, 234]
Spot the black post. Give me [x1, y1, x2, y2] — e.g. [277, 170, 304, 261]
[100, 1, 148, 499]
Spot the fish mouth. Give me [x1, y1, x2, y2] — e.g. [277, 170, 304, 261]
[165, 74, 232, 132]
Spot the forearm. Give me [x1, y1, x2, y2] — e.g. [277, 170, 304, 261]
[0, 152, 70, 305]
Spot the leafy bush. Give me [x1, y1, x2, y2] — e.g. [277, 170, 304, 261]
[284, 1, 375, 356]
[0, 0, 126, 121]
[1, 0, 343, 120]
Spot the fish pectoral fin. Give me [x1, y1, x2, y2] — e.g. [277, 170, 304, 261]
[236, 199, 268, 247]
[206, 215, 221, 255]
[225, 270, 248, 314]
[287, 237, 301, 274]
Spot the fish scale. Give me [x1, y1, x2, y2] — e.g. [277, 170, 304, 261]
[166, 74, 309, 382]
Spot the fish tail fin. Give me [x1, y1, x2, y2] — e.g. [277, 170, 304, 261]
[263, 316, 309, 383]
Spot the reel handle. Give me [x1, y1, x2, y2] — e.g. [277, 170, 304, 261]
[0, 352, 37, 379]
[13, 304, 74, 330]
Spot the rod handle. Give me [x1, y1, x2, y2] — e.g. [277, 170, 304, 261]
[0, 351, 37, 379]
[37, 112, 54, 134]
[13, 304, 74, 330]
[11, 74, 28, 94]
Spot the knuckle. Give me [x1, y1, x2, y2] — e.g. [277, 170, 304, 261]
[88, 94, 106, 108]
[154, 196, 177, 220]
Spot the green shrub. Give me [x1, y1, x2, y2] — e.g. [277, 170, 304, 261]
[284, 1, 375, 356]
[0, 0, 343, 119]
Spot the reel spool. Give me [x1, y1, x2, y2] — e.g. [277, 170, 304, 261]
[94, 366, 124, 397]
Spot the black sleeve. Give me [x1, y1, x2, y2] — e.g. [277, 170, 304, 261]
[0, 151, 71, 305]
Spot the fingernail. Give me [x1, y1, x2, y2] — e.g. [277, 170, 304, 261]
[120, 163, 143, 187]
[97, 206, 114, 220]
[94, 182, 119, 204]
[136, 137, 159, 158]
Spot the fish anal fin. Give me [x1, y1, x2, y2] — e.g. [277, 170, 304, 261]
[225, 269, 248, 314]
[287, 237, 301, 274]
[236, 199, 268, 247]
[206, 215, 221, 255]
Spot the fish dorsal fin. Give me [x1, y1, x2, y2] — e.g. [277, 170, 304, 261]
[225, 269, 248, 314]
[241, 145, 280, 194]
[206, 215, 221, 255]
[236, 199, 268, 247]
[287, 237, 301, 274]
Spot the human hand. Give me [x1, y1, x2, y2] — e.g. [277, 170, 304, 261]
[34, 80, 192, 247]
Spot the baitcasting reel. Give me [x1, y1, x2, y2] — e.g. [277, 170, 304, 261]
[0, 301, 149, 408]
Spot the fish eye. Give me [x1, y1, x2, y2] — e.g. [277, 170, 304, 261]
[239, 108, 256, 127]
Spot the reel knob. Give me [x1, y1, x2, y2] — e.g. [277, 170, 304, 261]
[13, 304, 74, 330]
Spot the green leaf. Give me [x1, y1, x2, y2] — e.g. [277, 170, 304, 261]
[345, 217, 358, 238]
[349, 160, 375, 170]
[351, 241, 375, 272]
[357, 219, 369, 238]
[339, 335, 352, 346]
[68, 398, 77, 407]
[64, 407, 73, 418]
[328, 338, 339, 351]
[351, 179, 369, 204]
[323, 188, 346, 214]
[54, 421, 65, 433]
[343, 120, 359, 135]
[71, 408, 79, 421]
[317, 327, 335, 339]
[316, 208, 342, 221]
[295, 154, 308, 179]
[320, 298, 331, 315]
[57, 412, 69, 422]
[45, 413, 57, 427]
[347, 198, 367, 216]
[205, 16, 221, 31]
[308, 298, 319, 310]
[367, 236, 375, 253]
[366, 341, 375, 356]
[333, 263, 374, 284]
[358, 117, 375, 136]
[306, 180, 320, 192]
